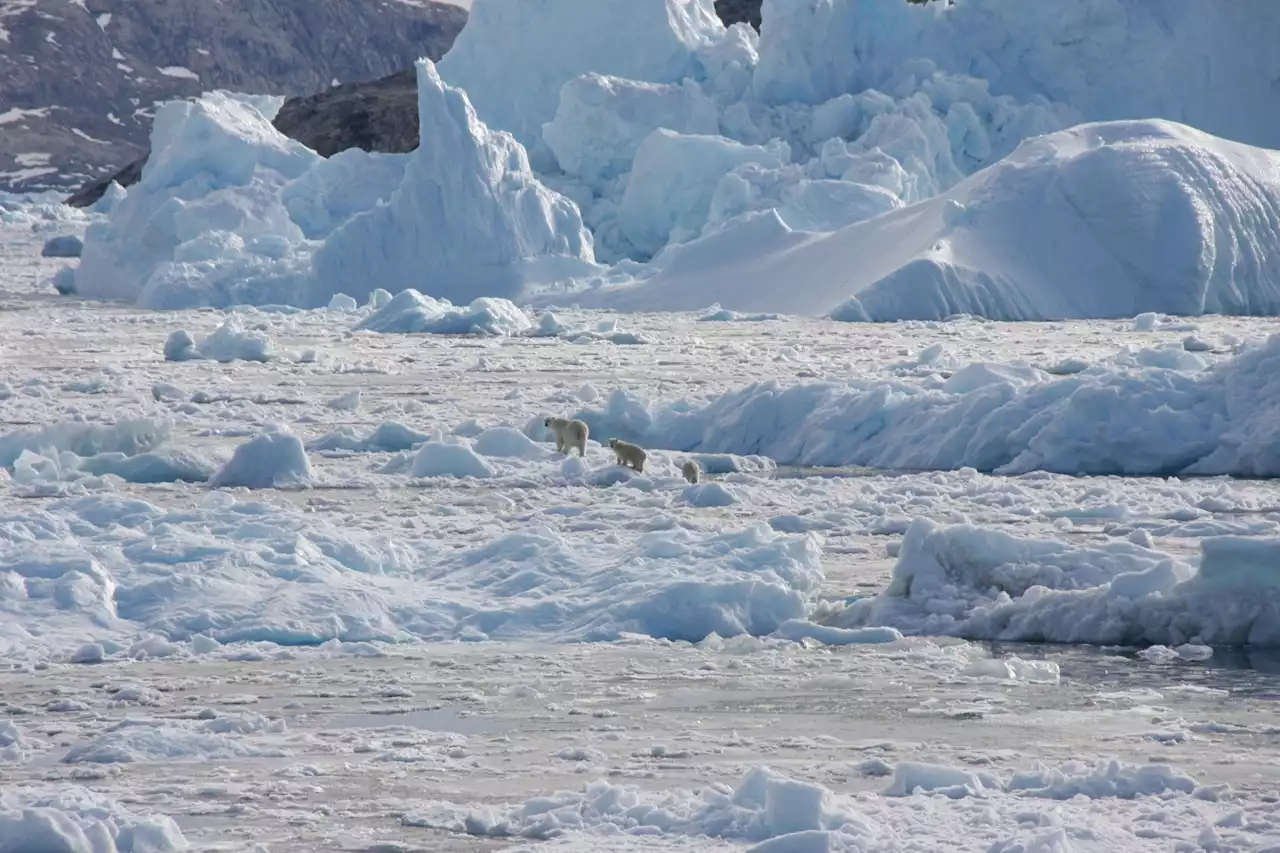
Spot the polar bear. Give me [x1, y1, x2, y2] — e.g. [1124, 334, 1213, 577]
[681, 459, 701, 484]
[608, 438, 646, 472]
[544, 416, 589, 457]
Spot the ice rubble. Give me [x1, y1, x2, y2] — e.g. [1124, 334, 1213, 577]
[404, 759, 1206, 848]
[64, 0, 1280, 319]
[574, 332, 1280, 478]
[164, 315, 275, 362]
[834, 518, 1280, 647]
[209, 429, 313, 489]
[0, 491, 822, 665]
[0, 419, 216, 489]
[0, 786, 187, 853]
[355, 288, 532, 337]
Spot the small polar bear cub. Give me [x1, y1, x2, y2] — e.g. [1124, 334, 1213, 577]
[544, 416, 589, 457]
[608, 437, 646, 472]
[681, 459, 701, 484]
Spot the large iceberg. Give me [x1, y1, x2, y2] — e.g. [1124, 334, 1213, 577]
[65, 0, 1280, 321]
[75, 92, 317, 307]
[74, 60, 596, 309]
[586, 120, 1280, 318]
[437, 0, 730, 160]
[312, 60, 597, 305]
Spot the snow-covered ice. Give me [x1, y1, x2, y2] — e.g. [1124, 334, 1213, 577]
[8, 0, 1280, 847]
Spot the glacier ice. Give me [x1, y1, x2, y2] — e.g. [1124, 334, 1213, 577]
[587, 120, 1280, 318]
[437, 0, 730, 160]
[311, 59, 598, 305]
[62, 0, 1280, 321]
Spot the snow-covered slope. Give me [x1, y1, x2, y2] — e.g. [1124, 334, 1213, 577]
[586, 120, 1280, 319]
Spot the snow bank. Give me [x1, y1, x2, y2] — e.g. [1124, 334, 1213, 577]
[835, 518, 1280, 647]
[209, 429, 313, 489]
[313, 60, 597, 306]
[591, 121, 1280, 318]
[437, 0, 729, 157]
[0, 786, 187, 853]
[0, 493, 822, 664]
[574, 333, 1280, 477]
[355, 289, 532, 337]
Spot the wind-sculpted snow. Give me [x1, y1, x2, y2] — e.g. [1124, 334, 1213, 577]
[574, 332, 1280, 478]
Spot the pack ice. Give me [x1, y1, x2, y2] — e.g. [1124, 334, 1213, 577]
[66, 0, 1280, 320]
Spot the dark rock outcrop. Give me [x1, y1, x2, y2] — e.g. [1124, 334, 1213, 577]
[1, 0, 465, 195]
[714, 0, 762, 30]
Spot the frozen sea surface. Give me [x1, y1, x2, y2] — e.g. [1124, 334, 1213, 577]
[4, 215, 1280, 850]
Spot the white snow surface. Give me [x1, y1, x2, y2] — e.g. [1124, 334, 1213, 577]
[5, 211, 1280, 849]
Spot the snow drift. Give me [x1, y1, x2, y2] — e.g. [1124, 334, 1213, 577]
[837, 518, 1280, 647]
[573, 332, 1280, 478]
[588, 121, 1280, 318]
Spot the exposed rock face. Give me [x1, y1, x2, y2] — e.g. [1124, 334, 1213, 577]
[1, 0, 466, 194]
[713, 0, 762, 30]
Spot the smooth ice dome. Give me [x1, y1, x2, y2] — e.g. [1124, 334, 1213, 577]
[591, 120, 1280, 318]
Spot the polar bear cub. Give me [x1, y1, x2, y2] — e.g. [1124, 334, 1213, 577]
[681, 459, 701, 484]
[608, 438, 646, 472]
[544, 416, 589, 457]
